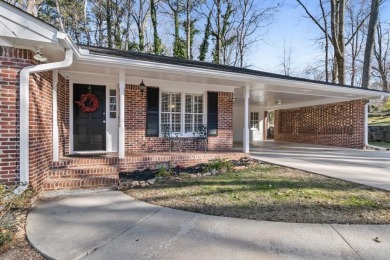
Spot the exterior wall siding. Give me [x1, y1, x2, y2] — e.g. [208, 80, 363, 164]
[28, 71, 53, 191]
[125, 85, 234, 153]
[0, 47, 61, 191]
[274, 99, 367, 149]
[0, 47, 34, 184]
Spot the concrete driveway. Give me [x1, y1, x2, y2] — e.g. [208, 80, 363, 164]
[27, 190, 390, 260]
[249, 141, 390, 191]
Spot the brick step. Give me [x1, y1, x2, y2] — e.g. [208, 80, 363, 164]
[43, 176, 118, 191]
[49, 166, 119, 179]
[52, 157, 119, 169]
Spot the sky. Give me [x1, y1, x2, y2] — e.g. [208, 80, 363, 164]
[249, 0, 390, 75]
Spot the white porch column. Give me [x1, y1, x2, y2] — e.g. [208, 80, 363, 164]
[243, 85, 250, 153]
[118, 72, 125, 159]
[52, 70, 59, 162]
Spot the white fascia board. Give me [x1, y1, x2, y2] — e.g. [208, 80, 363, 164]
[75, 52, 386, 99]
[263, 97, 373, 111]
[0, 2, 58, 43]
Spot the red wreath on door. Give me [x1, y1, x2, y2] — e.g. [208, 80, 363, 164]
[75, 93, 100, 113]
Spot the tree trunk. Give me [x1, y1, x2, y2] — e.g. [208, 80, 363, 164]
[362, 0, 380, 88]
[215, 0, 221, 64]
[151, 0, 161, 54]
[106, 0, 112, 48]
[186, 0, 191, 59]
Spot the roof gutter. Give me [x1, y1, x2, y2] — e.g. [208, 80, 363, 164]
[14, 48, 73, 195]
[76, 51, 389, 99]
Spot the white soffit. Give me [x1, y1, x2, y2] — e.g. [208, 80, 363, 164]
[0, 2, 58, 45]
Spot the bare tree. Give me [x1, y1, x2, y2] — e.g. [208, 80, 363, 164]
[132, 0, 151, 52]
[345, 1, 368, 86]
[279, 41, 294, 76]
[372, 21, 390, 91]
[296, 0, 369, 84]
[235, 0, 277, 68]
[362, 0, 380, 88]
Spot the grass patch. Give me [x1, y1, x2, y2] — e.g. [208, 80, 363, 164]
[369, 142, 390, 149]
[368, 116, 390, 126]
[126, 164, 390, 224]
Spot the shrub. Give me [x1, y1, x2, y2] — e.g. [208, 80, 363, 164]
[205, 159, 233, 173]
[155, 167, 172, 177]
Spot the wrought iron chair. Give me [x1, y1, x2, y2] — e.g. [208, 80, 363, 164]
[193, 124, 208, 151]
[161, 125, 180, 153]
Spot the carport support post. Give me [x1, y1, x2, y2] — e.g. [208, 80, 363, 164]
[119, 72, 125, 159]
[243, 85, 250, 153]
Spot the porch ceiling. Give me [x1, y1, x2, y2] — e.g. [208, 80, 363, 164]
[63, 57, 385, 111]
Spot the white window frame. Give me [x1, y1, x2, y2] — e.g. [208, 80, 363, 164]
[159, 91, 205, 137]
[250, 112, 259, 130]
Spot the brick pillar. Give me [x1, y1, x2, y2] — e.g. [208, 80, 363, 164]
[263, 111, 268, 141]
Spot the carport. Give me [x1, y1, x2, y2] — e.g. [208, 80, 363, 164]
[247, 141, 390, 191]
[232, 78, 390, 152]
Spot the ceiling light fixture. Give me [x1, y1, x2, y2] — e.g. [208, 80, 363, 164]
[33, 48, 47, 63]
[277, 99, 282, 105]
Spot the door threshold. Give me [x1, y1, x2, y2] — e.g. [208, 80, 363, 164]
[71, 151, 107, 155]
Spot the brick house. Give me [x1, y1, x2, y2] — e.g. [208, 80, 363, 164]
[0, 2, 388, 192]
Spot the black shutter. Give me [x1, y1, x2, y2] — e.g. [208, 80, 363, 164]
[207, 92, 218, 136]
[146, 87, 159, 137]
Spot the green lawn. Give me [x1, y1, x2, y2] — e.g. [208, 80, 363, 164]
[127, 164, 390, 224]
[369, 142, 390, 149]
[368, 116, 390, 126]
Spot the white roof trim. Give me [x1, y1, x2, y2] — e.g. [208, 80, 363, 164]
[74, 50, 388, 99]
[0, 1, 58, 44]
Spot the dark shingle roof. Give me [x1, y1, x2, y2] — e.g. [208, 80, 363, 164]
[79, 44, 386, 94]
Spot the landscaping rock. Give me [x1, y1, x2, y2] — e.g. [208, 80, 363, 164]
[189, 174, 198, 178]
[147, 178, 156, 185]
[131, 181, 140, 187]
[204, 172, 212, 176]
[233, 166, 246, 171]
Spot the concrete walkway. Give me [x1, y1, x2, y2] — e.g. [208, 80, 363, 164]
[27, 190, 390, 260]
[249, 141, 390, 191]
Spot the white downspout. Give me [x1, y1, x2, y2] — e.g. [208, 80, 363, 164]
[14, 49, 73, 195]
[52, 70, 59, 162]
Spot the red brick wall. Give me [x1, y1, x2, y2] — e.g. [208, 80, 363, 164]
[0, 47, 59, 191]
[29, 71, 53, 191]
[124, 85, 233, 153]
[57, 74, 69, 157]
[0, 47, 34, 185]
[274, 100, 367, 149]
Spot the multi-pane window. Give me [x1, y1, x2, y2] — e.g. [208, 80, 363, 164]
[185, 94, 204, 133]
[109, 89, 117, 118]
[161, 92, 182, 133]
[250, 112, 259, 130]
[160, 92, 204, 136]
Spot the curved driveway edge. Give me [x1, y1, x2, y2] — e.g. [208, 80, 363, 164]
[27, 190, 390, 260]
